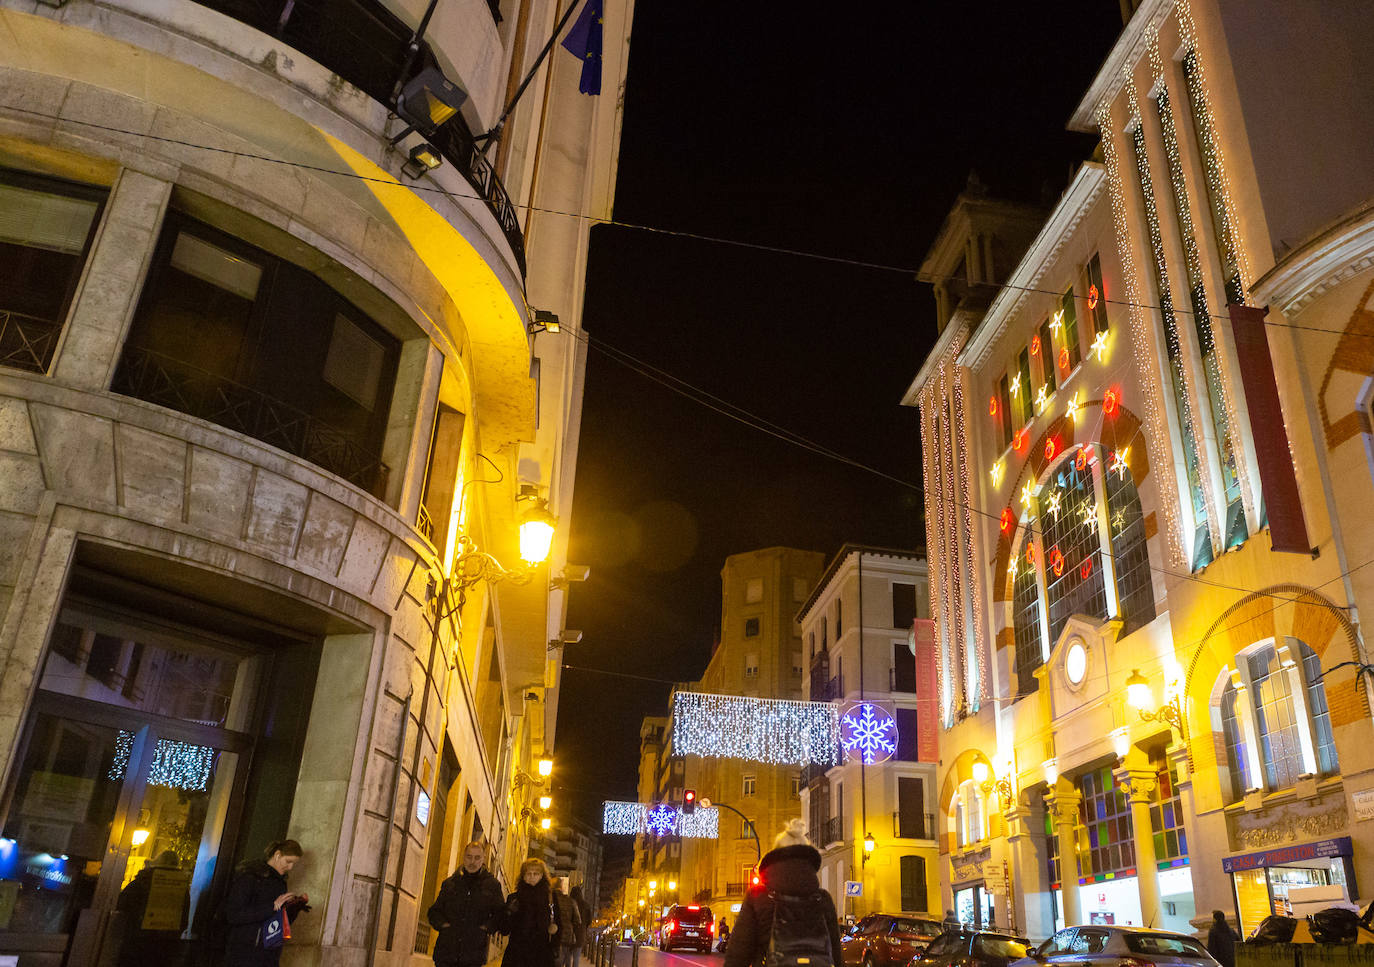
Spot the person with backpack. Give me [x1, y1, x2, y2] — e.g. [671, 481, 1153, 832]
[725, 820, 843, 967]
[427, 841, 505, 967]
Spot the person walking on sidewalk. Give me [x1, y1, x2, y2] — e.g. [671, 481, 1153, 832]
[1207, 910, 1240, 967]
[501, 858, 562, 967]
[725, 820, 843, 967]
[554, 877, 584, 967]
[428, 841, 505, 967]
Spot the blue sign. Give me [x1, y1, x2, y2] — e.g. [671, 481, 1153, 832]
[1221, 836, 1352, 873]
[845, 880, 863, 897]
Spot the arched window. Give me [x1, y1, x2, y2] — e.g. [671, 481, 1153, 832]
[1221, 641, 1341, 795]
[1011, 445, 1156, 694]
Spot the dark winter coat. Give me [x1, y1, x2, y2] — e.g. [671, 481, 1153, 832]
[221, 860, 290, 967]
[501, 878, 563, 967]
[570, 887, 592, 946]
[724, 844, 843, 967]
[554, 892, 582, 948]
[1207, 917, 1239, 967]
[428, 867, 506, 966]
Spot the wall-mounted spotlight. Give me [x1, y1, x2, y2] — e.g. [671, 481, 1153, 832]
[551, 564, 591, 591]
[394, 65, 467, 137]
[529, 309, 562, 335]
[547, 630, 584, 651]
[401, 143, 443, 180]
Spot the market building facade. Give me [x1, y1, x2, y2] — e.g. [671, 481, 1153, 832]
[0, 0, 632, 963]
[908, 0, 1374, 940]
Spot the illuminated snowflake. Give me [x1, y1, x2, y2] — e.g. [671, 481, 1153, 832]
[646, 804, 679, 837]
[840, 703, 898, 765]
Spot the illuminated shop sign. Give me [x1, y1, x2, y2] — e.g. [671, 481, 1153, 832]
[1221, 836, 1352, 873]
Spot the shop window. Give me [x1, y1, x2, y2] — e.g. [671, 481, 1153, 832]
[115, 212, 401, 496]
[0, 168, 107, 374]
[899, 855, 927, 912]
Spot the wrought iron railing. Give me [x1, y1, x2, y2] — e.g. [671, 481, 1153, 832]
[189, 0, 526, 276]
[813, 674, 843, 703]
[815, 815, 843, 847]
[0, 309, 62, 374]
[724, 881, 748, 896]
[892, 810, 936, 841]
[417, 502, 435, 543]
[413, 921, 432, 954]
[112, 346, 388, 494]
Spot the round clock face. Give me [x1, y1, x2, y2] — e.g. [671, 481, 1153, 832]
[1065, 641, 1087, 685]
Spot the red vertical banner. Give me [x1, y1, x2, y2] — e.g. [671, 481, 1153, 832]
[911, 619, 939, 762]
[1228, 304, 1312, 554]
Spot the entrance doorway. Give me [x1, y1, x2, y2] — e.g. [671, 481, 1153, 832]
[0, 589, 263, 967]
[954, 884, 994, 928]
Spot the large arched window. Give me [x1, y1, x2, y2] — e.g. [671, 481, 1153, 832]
[1219, 641, 1340, 797]
[1011, 444, 1155, 693]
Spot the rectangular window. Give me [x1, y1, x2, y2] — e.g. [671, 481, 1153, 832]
[1085, 254, 1108, 334]
[1036, 319, 1056, 398]
[1060, 287, 1082, 374]
[897, 777, 926, 838]
[745, 578, 763, 604]
[895, 708, 918, 761]
[744, 617, 760, 638]
[1012, 346, 1034, 426]
[892, 643, 917, 692]
[743, 774, 756, 797]
[1148, 756, 1188, 864]
[835, 598, 842, 635]
[0, 169, 107, 375]
[995, 372, 1013, 449]
[791, 775, 801, 798]
[792, 652, 803, 677]
[117, 212, 401, 496]
[1042, 458, 1108, 645]
[892, 583, 917, 629]
[744, 654, 759, 678]
[899, 855, 927, 912]
[1080, 766, 1134, 877]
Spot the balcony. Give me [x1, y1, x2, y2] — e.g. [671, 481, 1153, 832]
[190, 0, 525, 275]
[813, 674, 844, 703]
[814, 815, 843, 847]
[0, 309, 62, 375]
[724, 881, 749, 896]
[892, 811, 936, 840]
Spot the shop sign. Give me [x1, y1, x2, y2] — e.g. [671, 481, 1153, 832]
[1221, 836, 1353, 873]
[1353, 789, 1374, 822]
[845, 881, 863, 897]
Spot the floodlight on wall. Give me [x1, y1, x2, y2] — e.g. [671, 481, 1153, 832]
[394, 65, 467, 137]
[551, 564, 591, 591]
[529, 309, 562, 335]
[548, 630, 584, 651]
[401, 143, 443, 180]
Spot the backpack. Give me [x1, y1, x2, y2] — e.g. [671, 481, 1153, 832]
[764, 891, 834, 967]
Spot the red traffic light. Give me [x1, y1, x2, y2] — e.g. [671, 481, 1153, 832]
[683, 789, 696, 814]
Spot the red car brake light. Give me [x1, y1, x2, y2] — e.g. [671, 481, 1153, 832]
[667, 921, 676, 933]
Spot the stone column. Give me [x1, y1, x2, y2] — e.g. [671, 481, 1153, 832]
[1119, 764, 1162, 929]
[1045, 780, 1083, 927]
[52, 166, 173, 390]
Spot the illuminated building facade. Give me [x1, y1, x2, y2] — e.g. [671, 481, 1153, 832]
[908, 0, 1374, 939]
[797, 546, 940, 920]
[0, 0, 633, 963]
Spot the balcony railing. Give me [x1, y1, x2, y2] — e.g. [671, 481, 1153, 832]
[813, 674, 843, 703]
[190, 0, 526, 276]
[113, 346, 389, 495]
[814, 815, 843, 847]
[0, 309, 62, 375]
[724, 881, 748, 896]
[892, 811, 936, 840]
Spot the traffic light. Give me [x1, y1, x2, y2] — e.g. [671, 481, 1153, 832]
[682, 789, 696, 814]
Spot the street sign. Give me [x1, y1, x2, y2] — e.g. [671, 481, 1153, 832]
[845, 881, 863, 897]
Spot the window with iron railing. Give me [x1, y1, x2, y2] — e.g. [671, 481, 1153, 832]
[0, 168, 106, 375]
[114, 212, 401, 496]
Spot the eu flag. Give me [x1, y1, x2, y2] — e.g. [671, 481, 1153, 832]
[560, 0, 603, 95]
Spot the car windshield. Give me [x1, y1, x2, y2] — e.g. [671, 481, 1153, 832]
[1123, 935, 1210, 958]
[893, 919, 941, 936]
[973, 937, 1028, 960]
[925, 933, 966, 957]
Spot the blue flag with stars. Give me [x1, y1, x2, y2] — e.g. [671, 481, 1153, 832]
[560, 0, 603, 95]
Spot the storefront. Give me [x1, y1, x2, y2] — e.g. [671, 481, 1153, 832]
[954, 883, 996, 928]
[0, 567, 320, 967]
[1224, 837, 1357, 935]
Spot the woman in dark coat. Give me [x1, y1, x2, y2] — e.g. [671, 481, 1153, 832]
[1207, 910, 1240, 967]
[501, 858, 563, 967]
[221, 839, 309, 967]
[726, 821, 843, 967]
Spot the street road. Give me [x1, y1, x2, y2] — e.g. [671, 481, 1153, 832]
[611, 944, 722, 967]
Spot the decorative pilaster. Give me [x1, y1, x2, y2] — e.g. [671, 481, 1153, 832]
[1045, 781, 1083, 927]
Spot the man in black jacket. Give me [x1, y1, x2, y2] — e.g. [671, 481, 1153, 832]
[429, 842, 506, 967]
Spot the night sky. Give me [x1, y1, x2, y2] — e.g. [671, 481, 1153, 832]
[554, 3, 1123, 858]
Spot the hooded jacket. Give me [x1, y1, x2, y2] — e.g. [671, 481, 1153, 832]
[724, 844, 843, 967]
[428, 867, 505, 966]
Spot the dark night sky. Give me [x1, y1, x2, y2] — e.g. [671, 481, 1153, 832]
[554, 3, 1123, 854]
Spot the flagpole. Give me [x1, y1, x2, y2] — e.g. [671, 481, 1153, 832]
[477, 0, 589, 154]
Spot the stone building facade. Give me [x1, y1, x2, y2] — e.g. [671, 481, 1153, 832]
[0, 0, 632, 964]
[907, 0, 1374, 941]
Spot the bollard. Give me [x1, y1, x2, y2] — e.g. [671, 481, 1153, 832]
[631, 938, 639, 967]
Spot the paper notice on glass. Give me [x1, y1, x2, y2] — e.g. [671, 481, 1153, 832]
[141, 868, 192, 931]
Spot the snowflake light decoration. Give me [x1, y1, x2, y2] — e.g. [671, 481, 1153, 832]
[646, 804, 678, 837]
[839, 703, 898, 765]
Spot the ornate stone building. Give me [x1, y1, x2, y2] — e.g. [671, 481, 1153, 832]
[0, 0, 632, 963]
[908, 0, 1374, 939]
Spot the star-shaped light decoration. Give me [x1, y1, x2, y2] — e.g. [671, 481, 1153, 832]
[1090, 329, 1110, 362]
[1010, 373, 1022, 397]
[1109, 447, 1130, 481]
[1065, 390, 1082, 423]
[1034, 384, 1049, 414]
[1112, 508, 1127, 532]
[1081, 500, 1097, 530]
[1008, 553, 1019, 579]
[1020, 482, 1035, 511]
[1046, 490, 1063, 522]
[989, 461, 1004, 488]
[645, 804, 679, 838]
[1050, 310, 1064, 336]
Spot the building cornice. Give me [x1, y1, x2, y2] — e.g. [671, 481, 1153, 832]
[902, 310, 976, 406]
[1068, 0, 1175, 133]
[1251, 201, 1374, 317]
[963, 164, 1108, 371]
[795, 544, 927, 622]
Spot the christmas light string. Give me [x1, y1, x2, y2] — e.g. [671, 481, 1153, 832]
[601, 800, 719, 838]
[109, 731, 217, 791]
[670, 691, 840, 767]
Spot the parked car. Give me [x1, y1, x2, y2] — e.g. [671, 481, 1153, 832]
[843, 915, 948, 966]
[910, 929, 1030, 967]
[660, 904, 716, 953]
[1015, 926, 1218, 967]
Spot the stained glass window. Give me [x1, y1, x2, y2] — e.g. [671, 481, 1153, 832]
[1149, 757, 1188, 864]
[1080, 766, 1134, 877]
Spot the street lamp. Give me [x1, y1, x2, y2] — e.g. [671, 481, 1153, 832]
[446, 498, 558, 608]
[538, 757, 554, 778]
[862, 832, 875, 864]
[540, 817, 552, 831]
[1126, 668, 1187, 739]
[668, 880, 677, 891]
[539, 795, 552, 810]
[519, 501, 557, 566]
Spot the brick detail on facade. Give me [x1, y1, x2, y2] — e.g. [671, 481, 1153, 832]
[1318, 277, 1374, 449]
